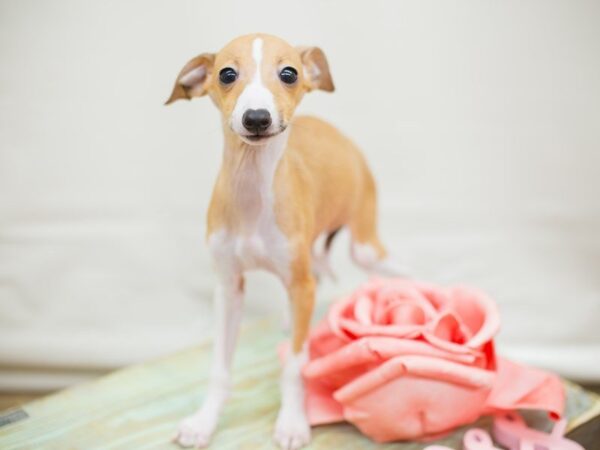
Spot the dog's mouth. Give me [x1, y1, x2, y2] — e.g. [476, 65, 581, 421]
[244, 133, 278, 142]
[239, 125, 287, 145]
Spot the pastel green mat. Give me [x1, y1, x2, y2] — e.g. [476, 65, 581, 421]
[1, 319, 598, 449]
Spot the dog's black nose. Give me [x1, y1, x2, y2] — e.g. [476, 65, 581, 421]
[242, 109, 272, 133]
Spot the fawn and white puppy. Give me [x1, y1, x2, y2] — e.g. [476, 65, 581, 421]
[166, 33, 400, 449]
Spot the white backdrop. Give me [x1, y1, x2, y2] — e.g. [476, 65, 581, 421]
[1, 0, 599, 391]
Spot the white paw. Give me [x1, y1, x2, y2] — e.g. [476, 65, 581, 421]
[273, 408, 311, 450]
[173, 412, 218, 448]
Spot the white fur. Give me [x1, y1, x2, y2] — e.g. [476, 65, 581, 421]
[175, 131, 293, 449]
[351, 241, 407, 276]
[351, 241, 379, 268]
[274, 347, 311, 450]
[231, 38, 280, 140]
[212, 129, 292, 283]
[372, 256, 408, 276]
[174, 277, 243, 447]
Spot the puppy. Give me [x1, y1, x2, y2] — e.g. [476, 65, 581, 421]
[167, 33, 400, 449]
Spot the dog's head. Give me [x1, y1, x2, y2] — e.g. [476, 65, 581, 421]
[166, 34, 334, 145]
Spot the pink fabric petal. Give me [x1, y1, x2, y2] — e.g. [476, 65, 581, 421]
[423, 330, 483, 355]
[429, 312, 467, 343]
[305, 379, 344, 425]
[337, 317, 424, 340]
[484, 357, 565, 419]
[304, 336, 477, 380]
[334, 355, 495, 403]
[446, 286, 500, 348]
[354, 295, 373, 325]
[388, 302, 427, 326]
[291, 277, 563, 442]
[332, 356, 495, 442]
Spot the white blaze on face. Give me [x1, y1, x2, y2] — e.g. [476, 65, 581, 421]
[231, 38, 279, 139]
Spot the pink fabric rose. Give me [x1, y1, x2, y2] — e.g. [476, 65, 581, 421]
[300, 278, 564, 442]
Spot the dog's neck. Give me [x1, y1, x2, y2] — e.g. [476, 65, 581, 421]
[219, 127, 290, 233]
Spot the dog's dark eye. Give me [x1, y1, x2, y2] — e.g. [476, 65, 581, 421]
[279, 66, 298, 85]
[219, 67, 237, 85]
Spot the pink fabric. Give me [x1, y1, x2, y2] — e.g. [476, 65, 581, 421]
[424, 414, 583, 450]
[424, 412, 584, 450]
[425, 428, 502, 450]
[300, 278, 565, 442]
[492, 412, 583, 450]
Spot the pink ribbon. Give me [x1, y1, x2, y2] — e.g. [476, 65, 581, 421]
[424, 412, 583, 450]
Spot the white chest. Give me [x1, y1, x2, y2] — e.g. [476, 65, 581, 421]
[208, 133, 292, 283]
[208, 216, 291, 283]
[235, 222, 290, 275]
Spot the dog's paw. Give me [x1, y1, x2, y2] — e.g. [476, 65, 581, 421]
[172, 413, 217, 448]
[273, 408, 311, 450]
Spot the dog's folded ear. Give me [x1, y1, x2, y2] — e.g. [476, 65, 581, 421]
[165, 53, 215, 105]
[298, 47, 335, 93]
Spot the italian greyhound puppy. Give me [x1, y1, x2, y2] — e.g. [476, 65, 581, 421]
[166, 33, 401, 449]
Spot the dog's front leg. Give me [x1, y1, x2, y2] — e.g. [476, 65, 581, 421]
[175, 273, 244, 448]
[274, 258, 315, 450]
